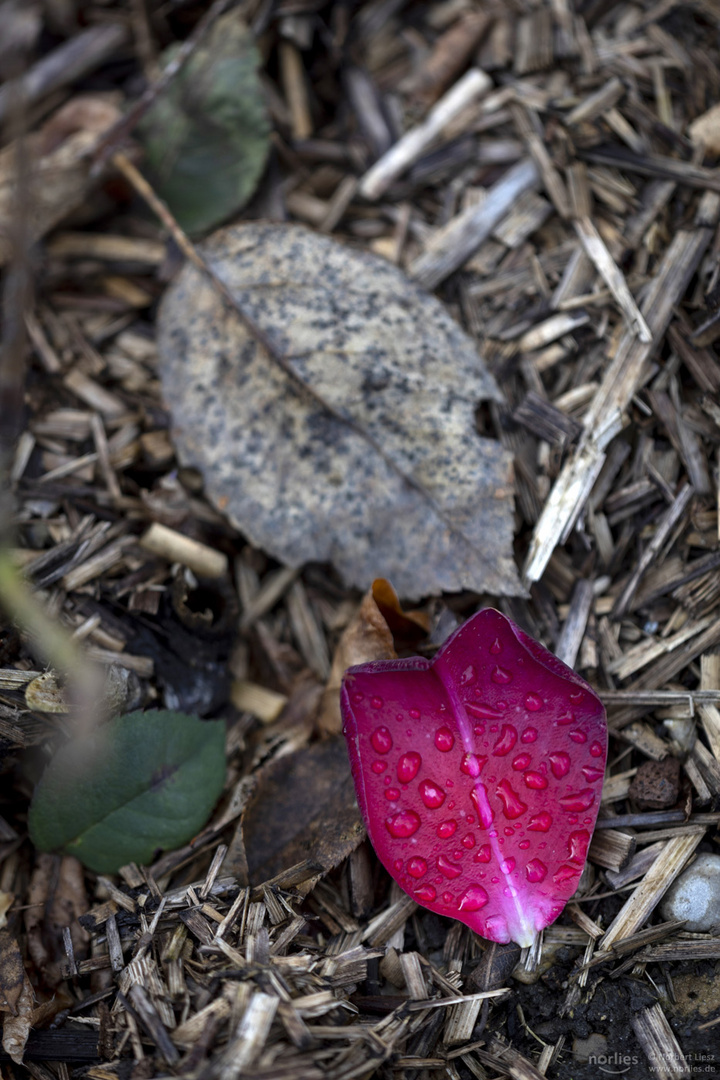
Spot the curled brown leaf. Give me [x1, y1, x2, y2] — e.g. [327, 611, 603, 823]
[317, 580, 400, 736]
[2, 969, 33, 1064]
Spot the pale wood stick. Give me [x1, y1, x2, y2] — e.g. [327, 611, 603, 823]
[612, 483, 694, 618]
[0, 24, 128, 126]
[631, 1004, 690, 1080]
[523, 190, 720, 586]
[409, 157, 540, 289]
[140, 522, 228, 579]
[574, 215, 651, 341]
[358, 68, 492, 200]
[600, 832, 704, 949]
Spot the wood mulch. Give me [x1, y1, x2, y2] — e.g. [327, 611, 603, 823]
[3, 0, 720, 1078]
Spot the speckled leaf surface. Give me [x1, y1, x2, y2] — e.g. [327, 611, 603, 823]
[156, 223, 522, 599]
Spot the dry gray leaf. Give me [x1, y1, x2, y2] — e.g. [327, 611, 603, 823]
[157, 223, 521, 599]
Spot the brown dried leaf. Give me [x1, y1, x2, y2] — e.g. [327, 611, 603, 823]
[371, 578, 430, 644]
[0, 94, 121, 266]
[2, 969, 33, 1064]
[0, 893, 13, 930]
[157, 223, 521, 600]
[25, 854, 89, 988]
[317, 584, 397, 736]
[0, 931, 24, 1015]
[241, 738, 364, 885]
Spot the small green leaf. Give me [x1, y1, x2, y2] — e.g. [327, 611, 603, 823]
[28, 709, 226, 873]
[136, 10, 270, 235]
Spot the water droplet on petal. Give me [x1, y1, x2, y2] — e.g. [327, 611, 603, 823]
[568, 831, 590, 862]
[523, 771, 548, 790]
[414, 885, 436, 903]
[470, 785, 495, 827]
[420, 779, 446, 809]
[397, 752, 421, 783]
[371, 760, 387, 774]
[407, 857, 428, 878]
[371, 727, 393, 754]
[525, 859, 547, 882]
[524, 692, 543, 711]
[461, 664, 477, 685]
[437, 819, 457, 839]
[409, 708, 421, 720]
[461, 753, 487, 777]
[500, 858, 515, 873]
[371, 696, 384, 709]
[386, 810, 421, 838]
[492, 725, 518, 756]
[496, 779, 527, 819]
[569, 730, 587, 744]
[504, 827, 514, 836]
[437, 854, 462, 879]
[393, 860, 403, 875]
[475, 844, 491, 863]
[590, 741, 604, 757]
[351, 692, 364, 704]
[582, 765, 605, 783]
[512, 753, 531, 770]
[521, 727, 538, 743]
[462, 833, 476, 849]
[559, 789, 595, 812]
[491, 665, 512, 685]
[466, 701, 506, 721]
[553, 864, 581, 884]
[435, 726, 454, 751]
[569, 690, 584, 704]
[485, 915, 510, 943]
[490, 638, 503, 655]
[527, 811, 553, 832]
[550, 752, 571, 778]
[519, 839, 530, 850]
[385, 788, 400, 800]
[458, 884, 489, 912]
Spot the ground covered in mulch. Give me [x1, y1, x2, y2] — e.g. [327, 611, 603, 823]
[4, 0, 720, 1078]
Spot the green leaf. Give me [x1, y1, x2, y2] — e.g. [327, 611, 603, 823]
[28, 709, 226, 873]
[136, 11, 270, 235]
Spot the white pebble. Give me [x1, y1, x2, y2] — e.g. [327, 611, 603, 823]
[661, 853, 720, 932]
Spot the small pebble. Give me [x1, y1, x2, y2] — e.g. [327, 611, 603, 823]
[660, 853, 720, 932]
[573, 1033, 608, 1063]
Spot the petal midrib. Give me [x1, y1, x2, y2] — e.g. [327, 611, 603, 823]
[434, 654, 536, 948]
